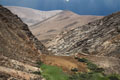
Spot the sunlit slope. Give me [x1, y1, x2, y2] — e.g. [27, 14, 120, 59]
[5, 6, 62, 26]
[31, 10, 102, 43]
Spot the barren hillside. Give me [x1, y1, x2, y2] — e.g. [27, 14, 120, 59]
[30, 10, 102, 43]
[0, 5, 48, 80]
[48, 11, 120, 59]
[1, 4, 120, 79]
[5, 6, 62, 26]
[46, 12, 120, 74]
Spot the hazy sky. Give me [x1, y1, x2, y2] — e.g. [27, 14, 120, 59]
[0, 0, 120, 15]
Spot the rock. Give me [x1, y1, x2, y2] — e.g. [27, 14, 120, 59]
[117, 26, 120, 32]
[0, 5, 47, 79]
[48, 11, 120, 59]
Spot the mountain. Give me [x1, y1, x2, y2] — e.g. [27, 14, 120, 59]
[0, 5, 120, 78]
[0, 5, 48, 79]
[30, 10, 103, 43]
[48, 11, 120, 59]
[5, 6, 62, 26]
[46, 11, 120, 74]
[5, 6, 102, 44]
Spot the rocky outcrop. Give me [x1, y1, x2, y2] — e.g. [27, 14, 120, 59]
[0, 5, 48, 61]
[0, 5, 47, 79]
[48, 11, 120, 59]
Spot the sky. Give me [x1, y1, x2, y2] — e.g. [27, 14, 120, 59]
[0, 0, 120, 15]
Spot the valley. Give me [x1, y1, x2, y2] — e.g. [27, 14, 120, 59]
[0, 5, 120, 80]
[30, 11, 102, 44]
[6, 6, 103, 44]
[40, 54, 87, 74]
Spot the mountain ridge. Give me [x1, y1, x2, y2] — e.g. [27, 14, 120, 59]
[30, 10, 103, 44]
[0, 5, 120, 79]
[5, 6, 103, 44]
[47, 11, 120, 59]
[5, 6, 62, 26]
[46, 11, 120, 74]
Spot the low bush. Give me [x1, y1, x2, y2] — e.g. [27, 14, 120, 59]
[33, 71, 41, 75]
[108, 74, 120, 80]
[78, 58, 88, 63]
[70, 72, 109, 80]
[71, 68, 78, 72]
[78, 58, 104, 73]
[70, 58, 120, 80]
[36, 60, 43, 68]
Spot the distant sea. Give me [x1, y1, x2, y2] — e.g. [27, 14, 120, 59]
[0, 0, 120, 16]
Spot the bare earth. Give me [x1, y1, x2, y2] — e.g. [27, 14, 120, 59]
[30, 10, 103, 44]
[40, 54, 87, 74]
[5, 6, 62, 26]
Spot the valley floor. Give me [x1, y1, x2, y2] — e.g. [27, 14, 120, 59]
[40, 53, 120, 74]
[40, 54, 87, 74]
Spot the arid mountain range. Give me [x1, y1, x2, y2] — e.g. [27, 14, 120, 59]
[5, 6, 62, 26]
[48, 11, 120, 58]
[31, 11, 103, 44]
[0, 5, 120, 80]
[46, 11, 120, 74]
[6, 6, 103, 44]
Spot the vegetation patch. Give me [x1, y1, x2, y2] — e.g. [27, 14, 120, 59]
[71, 57, 120, 80]
[35, 59, 120, 80]
[78, 58, 88, 63]
[71, 68, 78, 73]
[78, 58, 104, 73]
[36, 62, 69, 80]
[36, 61, 43, 68]
[33, 71, 41, 75]
[70, 72, 120, 80]
[70, 72, 109, 80]
[108, 74, 120, 80]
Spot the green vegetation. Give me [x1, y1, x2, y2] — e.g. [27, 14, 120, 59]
[86, 61, 104, 73]
[108, 74, 120, 80]
[36, 62, 69, 80]
[35, 59, 120, 80]
[71, 68, 78, 72]
[70, 58, 120, 80]
[33, 71, 41, 75]
[70, 72, 109, 80]
[78, 58, 88, 63]
[70, 72, 120, 80]
[78, 58, 104, 73]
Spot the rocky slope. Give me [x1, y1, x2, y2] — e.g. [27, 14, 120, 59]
[5, 6, 62, 26]
[0, 5, 48, 80]
[48, 11, 120, 59]
[30, 10, 102, 43]
[47, 11, 120, 74]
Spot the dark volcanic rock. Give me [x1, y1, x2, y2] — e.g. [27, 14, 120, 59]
[48, 11, 120, 58]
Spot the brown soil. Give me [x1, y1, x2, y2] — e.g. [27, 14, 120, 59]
[40, 54, 88, 74]
[40, 53, 120, 74]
